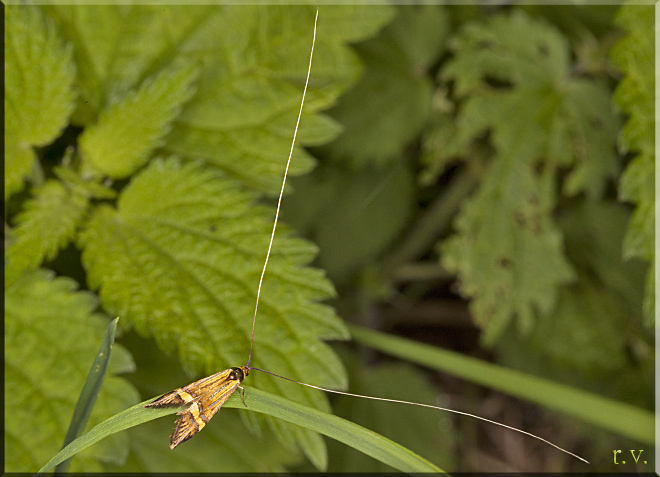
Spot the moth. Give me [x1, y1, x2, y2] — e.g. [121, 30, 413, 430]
[145, 366, 248, 449]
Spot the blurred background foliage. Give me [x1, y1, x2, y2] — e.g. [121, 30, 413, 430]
[5, 2, 653, 473]
[283, 2, 654, 471]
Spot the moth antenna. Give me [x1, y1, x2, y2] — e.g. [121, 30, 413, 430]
[246, 9, 318, 368]
[247, 366, 589, 465]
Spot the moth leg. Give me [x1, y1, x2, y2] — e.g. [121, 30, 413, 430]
[238, 385, 247, 407]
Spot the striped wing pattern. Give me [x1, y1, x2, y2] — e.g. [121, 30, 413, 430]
[146, 366, 248, 449]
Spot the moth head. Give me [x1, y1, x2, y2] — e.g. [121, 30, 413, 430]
[230, 366, 247, 381]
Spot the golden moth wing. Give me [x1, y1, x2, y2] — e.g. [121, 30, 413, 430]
[168, 379, 242, 449]
[145, 368, 235, 408]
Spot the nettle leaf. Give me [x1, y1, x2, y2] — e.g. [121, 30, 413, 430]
[321, 5, 446, 166]
[5, 180, 87, 287]
[44, 5, 393, 194]
[496, 201, 652, 408]
[5, 165, 116, 287]
[442, 161, 575, 343]
[79, 63, 199, 179]
[437, 10, 622, 343]
[6, 176, 87, 287]
[162, 5, 392, 192]
[611, 3, 654, 325]
[526, 201, 646, 376]
[5, 269, 138, 472]
[40, 5, 213, 123]
[5, 5, 76, 200]
[77, 157, 349, 468]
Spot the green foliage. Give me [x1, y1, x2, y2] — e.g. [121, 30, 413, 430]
[283, 160, 415, 285]
[350, 325, 653, 446]
[5, 4, 399, 472]
[327, 352, 456, 472]
[281, 6, 448, 285]
[610, 2, 655, 325]
[433, 10, 620, 343]
[76, 157, 349, 467]
[79, 64, 199, 178]
[5, 270, 138, 472]
[497, 200, 652, 409]
[117, 411, 298, 472]
[38, 385, 441, 474]
[5, 5, 76, 199]
[5, 167, 116, 287]
[5, 180, 87, 286]
[56, 318, 120, 473]
[7, 4, 652, 473]
[321, 5, 447, 166]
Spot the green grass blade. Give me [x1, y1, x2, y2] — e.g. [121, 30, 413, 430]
[37, 399, 180, 474]
[349, 324, 653, 444]
[38, 385, 442, 474]
[227, 386, 443, 473]
[55, 317, 118, 473]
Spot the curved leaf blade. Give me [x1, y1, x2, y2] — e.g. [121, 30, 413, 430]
[349, 325, 653, 445]
[37, 399, 176, 474]
[38, 386, 442, 474]
[55, 318, 119, 473]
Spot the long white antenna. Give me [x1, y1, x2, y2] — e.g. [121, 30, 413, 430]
[246, 9, 318, 368]
[246, 366, 589, 464]
[241, 8, 589, 467]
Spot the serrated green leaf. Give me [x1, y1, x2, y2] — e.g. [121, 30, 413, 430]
[43, 5, 391, 194]
[322, 5, 444, 166]
[40, 5, 212, 123]
[5, 179, 89, 286]
[441, 161, 575, 344]
[76, 157, 349, 466]
[436, 10, 628, 343]
[5, 5, 76, 199]
[5, 5, 76, 146]
[5, 137, 36, 201]
[495, 200, 651, 409]
[442, 10, 620, 197]
[611, 3, 654, 156]
[161, 5, 373, 192]
[79, 63, 199, 179]
[611, 2, 654, 326]
[5, 269, 139, 472]
[444, 10, 569, 96]
[54, 165, 118, 200]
